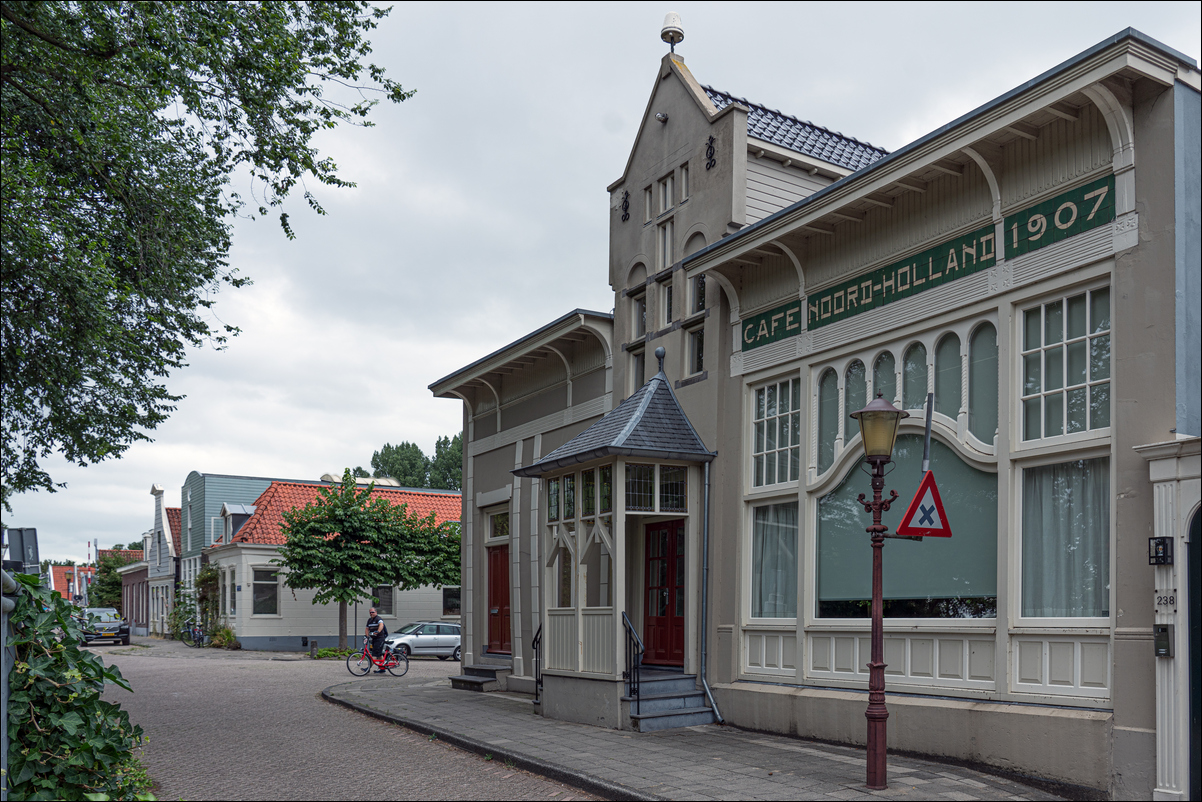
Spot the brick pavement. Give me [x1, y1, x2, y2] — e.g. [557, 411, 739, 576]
[100, 637, 598, 801]
[324, 679, 1067, 802]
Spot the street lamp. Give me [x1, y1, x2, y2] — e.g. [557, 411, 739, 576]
[849, 393, 909, 790]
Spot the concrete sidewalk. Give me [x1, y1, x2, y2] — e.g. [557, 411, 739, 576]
[323, 680, 1067, 802]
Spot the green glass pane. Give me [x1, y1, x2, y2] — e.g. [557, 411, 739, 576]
[547, 479, 560, 521]
[874, 352, 897, 404]
[1067, 294, 1087, 339]
[1090, 334, 1110, 380]
[1090, 383, 1110, 429]
[599, 465, 612, 513]
[818, 370, 839, 474]
[563, 475, 575, 519]
[792, 379, 801, 411]
[1067, 341, 1087, 386]
[1024, 308, 1042, 351]
[1045, 300, 1063, 345]
[1023, 353, 1041, 395]
[969, 324, 999, 443]
[1024, 398, 1042, 440]
[934, 335, 961, 418]
[1090, 287, 1110, 333]
[756, 388, 765, 420]
[903, 343, 927, 409]
[1067, 387, 1087, 433]
[583, 471, 596, 516]
[845, 361, 867, 436]
[1045, 346, 1063, 391]
[1045, 392, 1064, 437]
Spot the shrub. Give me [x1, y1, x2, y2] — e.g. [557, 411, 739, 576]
[6, 573, 154, 800]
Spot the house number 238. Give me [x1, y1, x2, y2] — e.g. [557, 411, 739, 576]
[1156, 594, 1176, 607]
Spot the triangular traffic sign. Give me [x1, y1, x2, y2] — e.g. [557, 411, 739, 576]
[895, 471, 952, 538]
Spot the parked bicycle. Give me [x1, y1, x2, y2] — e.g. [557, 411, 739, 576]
[179, 619, 205, 647]
[346, 636, 409, 677]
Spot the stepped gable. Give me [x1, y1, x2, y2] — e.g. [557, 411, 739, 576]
[704, 86, 888, 172]
[514, 367, 713, 477]
[224, 481, 462, 546]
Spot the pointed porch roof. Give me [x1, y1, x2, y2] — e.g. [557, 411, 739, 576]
[514, 349, 714, 477]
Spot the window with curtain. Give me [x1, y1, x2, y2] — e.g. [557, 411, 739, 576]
[817, 369, 839, 474]
[374, 585, 394, 616]
[252, 569, 278, 615]
[844, 360, 867, 440]
[969, 323, 998, 443]
[1021, 457, 1110, 617]
[753, 378, 801, 486]
[934, 333, 961, 418]
[817, 434, 997, 618]
[903, 343, 928, 409]
[873, 351, 897, 404]
[1021, 288, 1110, 440]
[751, 502, 798, 618]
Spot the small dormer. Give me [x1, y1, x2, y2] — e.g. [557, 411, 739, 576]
[219, 502, 257, 543]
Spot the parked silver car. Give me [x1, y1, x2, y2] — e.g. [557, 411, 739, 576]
[384, 622, 461, 661]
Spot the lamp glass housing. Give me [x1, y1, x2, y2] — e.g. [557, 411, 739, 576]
[851, 395, 908, 458]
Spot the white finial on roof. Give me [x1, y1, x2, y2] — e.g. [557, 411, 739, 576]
[661, 12, 683, 52]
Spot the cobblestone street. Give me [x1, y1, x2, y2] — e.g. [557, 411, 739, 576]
[100, 638, 597, 801]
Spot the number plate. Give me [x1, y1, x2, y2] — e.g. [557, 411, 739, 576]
[1154, 589, 1177, 611]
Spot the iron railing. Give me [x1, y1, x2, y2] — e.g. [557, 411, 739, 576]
[621, 611, 645, 716]
[531, 623, 543, 704]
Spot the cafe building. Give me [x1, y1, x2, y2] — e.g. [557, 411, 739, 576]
[430, 28, 1200, 799]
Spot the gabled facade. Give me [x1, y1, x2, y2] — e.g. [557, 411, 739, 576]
[178, 471, 279, 597]
[435, 30, 1201, 799]
[147, 485, 181, 635]
[206, 479, 462, 651]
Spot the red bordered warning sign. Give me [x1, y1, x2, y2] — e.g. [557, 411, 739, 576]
[895, 471, 952, 538]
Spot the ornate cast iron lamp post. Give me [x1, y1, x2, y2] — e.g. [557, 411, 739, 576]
[849, 393, 909, 790]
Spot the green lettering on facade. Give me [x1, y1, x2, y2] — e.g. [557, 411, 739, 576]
[1004, 173, 1115, 259]
[742, 300, 803, 351]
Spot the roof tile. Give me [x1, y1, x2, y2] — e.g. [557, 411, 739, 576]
[223, 482, 461, 546]
[166, 507, 182, 556]
[704, 86, 888, 172]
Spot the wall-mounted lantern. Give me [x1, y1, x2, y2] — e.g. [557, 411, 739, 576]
[1148, 536, 1173, 565]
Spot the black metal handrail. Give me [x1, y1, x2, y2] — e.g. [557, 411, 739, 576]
[621, 611, 644, 716]
[531, 624, 543, 704]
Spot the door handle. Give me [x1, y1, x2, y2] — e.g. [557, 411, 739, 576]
[490, 607, 499, 614]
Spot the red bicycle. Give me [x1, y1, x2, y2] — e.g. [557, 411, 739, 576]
[346, 636, 409, 677]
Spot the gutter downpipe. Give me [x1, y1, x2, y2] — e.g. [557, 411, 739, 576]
[700, 461, 724, 723]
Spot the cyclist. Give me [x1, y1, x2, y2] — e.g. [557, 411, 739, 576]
[364, 607, 388, 674]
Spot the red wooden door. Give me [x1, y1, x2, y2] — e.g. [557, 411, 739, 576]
[644, 520, 685, 665]
[487, 544, 511, 654]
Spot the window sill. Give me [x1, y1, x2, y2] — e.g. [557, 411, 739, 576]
[675, 371, 708, 389]
[805, 619, 997, 632]
[743, 485, 800, 503]
[1011, 428, 1111, 457]
[250, 614, 283, 619]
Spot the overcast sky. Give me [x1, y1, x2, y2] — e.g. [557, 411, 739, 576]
[9, 2, 1200, 563]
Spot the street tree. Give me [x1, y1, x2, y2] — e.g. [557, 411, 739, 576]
[1, 1, 413, 506]
[429, 433, 462, 491]
[92, 549, 140, 611]
[274, 469, 459, 650]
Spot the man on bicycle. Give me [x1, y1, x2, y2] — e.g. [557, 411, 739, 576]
[365, 607, 388, 674]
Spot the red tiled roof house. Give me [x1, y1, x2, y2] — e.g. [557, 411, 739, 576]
[206, 480, 461, 652]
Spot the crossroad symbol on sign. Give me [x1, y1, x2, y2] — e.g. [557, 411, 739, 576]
[895, 471, 952, 538]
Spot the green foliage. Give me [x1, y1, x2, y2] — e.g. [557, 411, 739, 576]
[6, 573, 153, 800]
[92, 550, 140, 611]
[429, 434, 463, 491]
[274, 469, 460, 648]
[370, 441, 430, 487]
[165, 588, 196, 641]
[193, 563, 222, 633]
[1, 1, 413, 507]
[352, 466, 370, 478]
[314, 646, 355, 659]
[208, 626, 238, 650]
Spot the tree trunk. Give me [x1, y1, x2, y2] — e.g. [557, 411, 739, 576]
[338, 599, 348, 651]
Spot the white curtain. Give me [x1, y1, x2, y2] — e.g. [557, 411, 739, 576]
[1022, 457, 1110, 617]
[752, 503, 798, 618]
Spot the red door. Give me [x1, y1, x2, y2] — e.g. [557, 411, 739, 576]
[644, 520, 685, 665]
[486, 544, 511, 654]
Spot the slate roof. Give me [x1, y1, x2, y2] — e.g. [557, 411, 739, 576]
[514, 367, 714, 477]
[704, 86, 888, 173]
[165, 507, 182, 556]
[218, 481, 462, 546]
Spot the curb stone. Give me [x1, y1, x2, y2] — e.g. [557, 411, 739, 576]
[321, 687, 660, 801]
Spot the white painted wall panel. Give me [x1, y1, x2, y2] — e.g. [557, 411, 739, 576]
[1001, 104, 1112, 212]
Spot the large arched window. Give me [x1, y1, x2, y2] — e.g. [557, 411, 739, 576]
[873, 351, 896, 405]
[969, 323, 998, 443]
[844, 360, 867, 440]
[934, 333, 961, 418]
[817, 369, 839, 474]
[903, 343, 928, 409]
